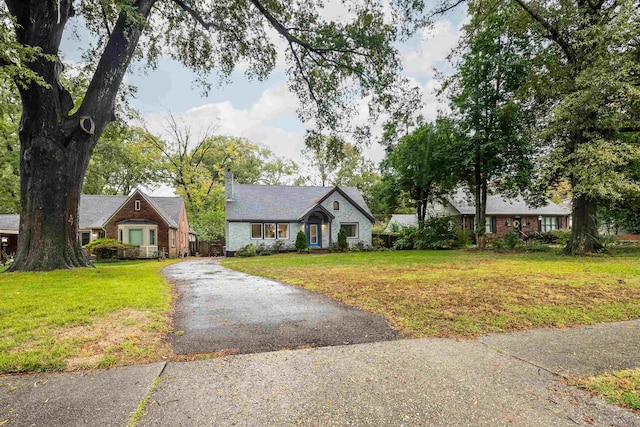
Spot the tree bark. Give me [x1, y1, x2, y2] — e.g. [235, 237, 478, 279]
[474, 147, 487, 250]
[8, 0, 157, 271]
[563, 194, 602, 255]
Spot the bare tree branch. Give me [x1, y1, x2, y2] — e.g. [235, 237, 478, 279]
[100, 3, 112, 38]
[428, 0, 467, 19]
[169, 0, 225, 32]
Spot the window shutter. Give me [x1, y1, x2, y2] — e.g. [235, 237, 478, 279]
[557, 216, 562, 229]
[469, 217, 475, 232]
[491, 216, 497, 234]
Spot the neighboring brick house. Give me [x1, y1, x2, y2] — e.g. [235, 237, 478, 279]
[225, 172, 374, 256]
[385, 189, 570, 238]
[0, 189, 191, 259]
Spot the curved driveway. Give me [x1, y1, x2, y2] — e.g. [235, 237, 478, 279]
[164, 259, 399, 355]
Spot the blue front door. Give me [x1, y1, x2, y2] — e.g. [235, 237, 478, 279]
[308, 223, 321, 247]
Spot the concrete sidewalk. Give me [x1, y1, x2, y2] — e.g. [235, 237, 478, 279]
[2, 320, 639, 426]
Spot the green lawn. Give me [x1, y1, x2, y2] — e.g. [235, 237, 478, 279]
[573, 369, 640, 412]
[0, 260, 178, 373]
[223, 249, 640, 338]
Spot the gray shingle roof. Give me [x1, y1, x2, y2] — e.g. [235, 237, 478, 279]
[0, 214, 19, 231]
[1, 192, 184, 232]
[389, 214, 418, 227]
[148, 196, 183, 228]
[449, 189, 569, 216]
[226, 184, 373, 222]
[80, 195, 128, 228]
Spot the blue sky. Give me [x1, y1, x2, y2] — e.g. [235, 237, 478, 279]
[61, 5, 467, 194]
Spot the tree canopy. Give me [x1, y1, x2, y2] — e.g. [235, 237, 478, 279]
[1, 0, 427, 271]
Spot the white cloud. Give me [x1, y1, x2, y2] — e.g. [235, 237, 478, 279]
[143, 83, 307, 167]
[401, 19, 464, 76]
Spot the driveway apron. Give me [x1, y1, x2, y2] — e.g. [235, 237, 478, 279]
[164, 259, 399, 355]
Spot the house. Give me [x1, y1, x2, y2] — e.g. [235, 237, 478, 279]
[0, 215, 19, 256]
[0, 189, 190, 258]
[384, 189, 570, 238]
[225, 172, 374, 256]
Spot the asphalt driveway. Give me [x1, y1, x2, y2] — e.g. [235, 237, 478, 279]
[164, 259, 399, 355]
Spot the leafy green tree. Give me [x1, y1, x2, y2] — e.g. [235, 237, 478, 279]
[302, 133, 345, 187]
[303, 135, 381, 215]
[445, 4, 535, 249]
[508, 0, 640, 254]
[380, 119, 460, 224]
[260, 157, 300, 186]
[0, 77, 19, 213]
[2, 0, 417, 271]
[83, 124, 165, 195]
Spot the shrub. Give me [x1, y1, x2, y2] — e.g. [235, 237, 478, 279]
[337, 228, 349, 251]
[272, 240, 286, 254]
[352, 241, 372, 252]
[522, 239, 551, 252]
[540, 229, 571, 245]
[503, 231, 523, 250]
[328, 242, 342, 253]
[118, 245, 140, 260]
[295, 230, 308, 253]
[236, 244, 257, 257]
[393, 217, 462, 250]
[86, 238, 122, 260]
[372, 236, 385, 249]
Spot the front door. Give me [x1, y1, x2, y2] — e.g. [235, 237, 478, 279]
[308, 224, 320, 247]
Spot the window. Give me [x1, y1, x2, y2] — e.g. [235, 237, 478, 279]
[341, 223, 358, 238]
[119, 229, 123, 242]
[129, 229, 143, 245]
[134, 200, 141, 211]
[81, 232, 90, 246]
[98, 230, 105, 239]
[485, 216, 496, 234]
[264, 223, 276, 239]
[333, 201, 339, 210]
[540, 216, 561, 232]
[277, 223, 289, 239]
[251, 223, 263, 239]
[149, 229, 156, 245]
[171, 229, 176, 247]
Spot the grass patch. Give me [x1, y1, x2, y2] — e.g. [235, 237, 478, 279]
[573, 369, 640, 412]
[0, 260, 179, 373]
[128, 376, 163, 427]
[223, 249, 640, 338]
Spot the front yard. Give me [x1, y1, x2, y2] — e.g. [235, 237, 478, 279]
[0, 260, 178, 373]
[222, 249, 640, 338]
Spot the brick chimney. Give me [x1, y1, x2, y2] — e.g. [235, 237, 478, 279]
[225, 170, 234, 201]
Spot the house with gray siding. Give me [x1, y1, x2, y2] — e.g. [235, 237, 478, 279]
[224, 172, 374, 255]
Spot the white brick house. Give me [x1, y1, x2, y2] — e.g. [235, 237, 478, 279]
[224, 172, 374, 255]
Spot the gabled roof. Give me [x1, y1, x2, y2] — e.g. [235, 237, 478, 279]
[226, 184, 374, 222]
[0, 191, 185, 232]
[448, 189, 570, 216]
[102, 189, 183, 229]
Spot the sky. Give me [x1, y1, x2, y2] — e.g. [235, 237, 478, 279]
[61, 4, 467, 196]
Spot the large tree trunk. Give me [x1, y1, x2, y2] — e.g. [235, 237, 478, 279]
[563, 194, 602, 255]
[6, 0, 156, 271]
[10, 133, 92, 270]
